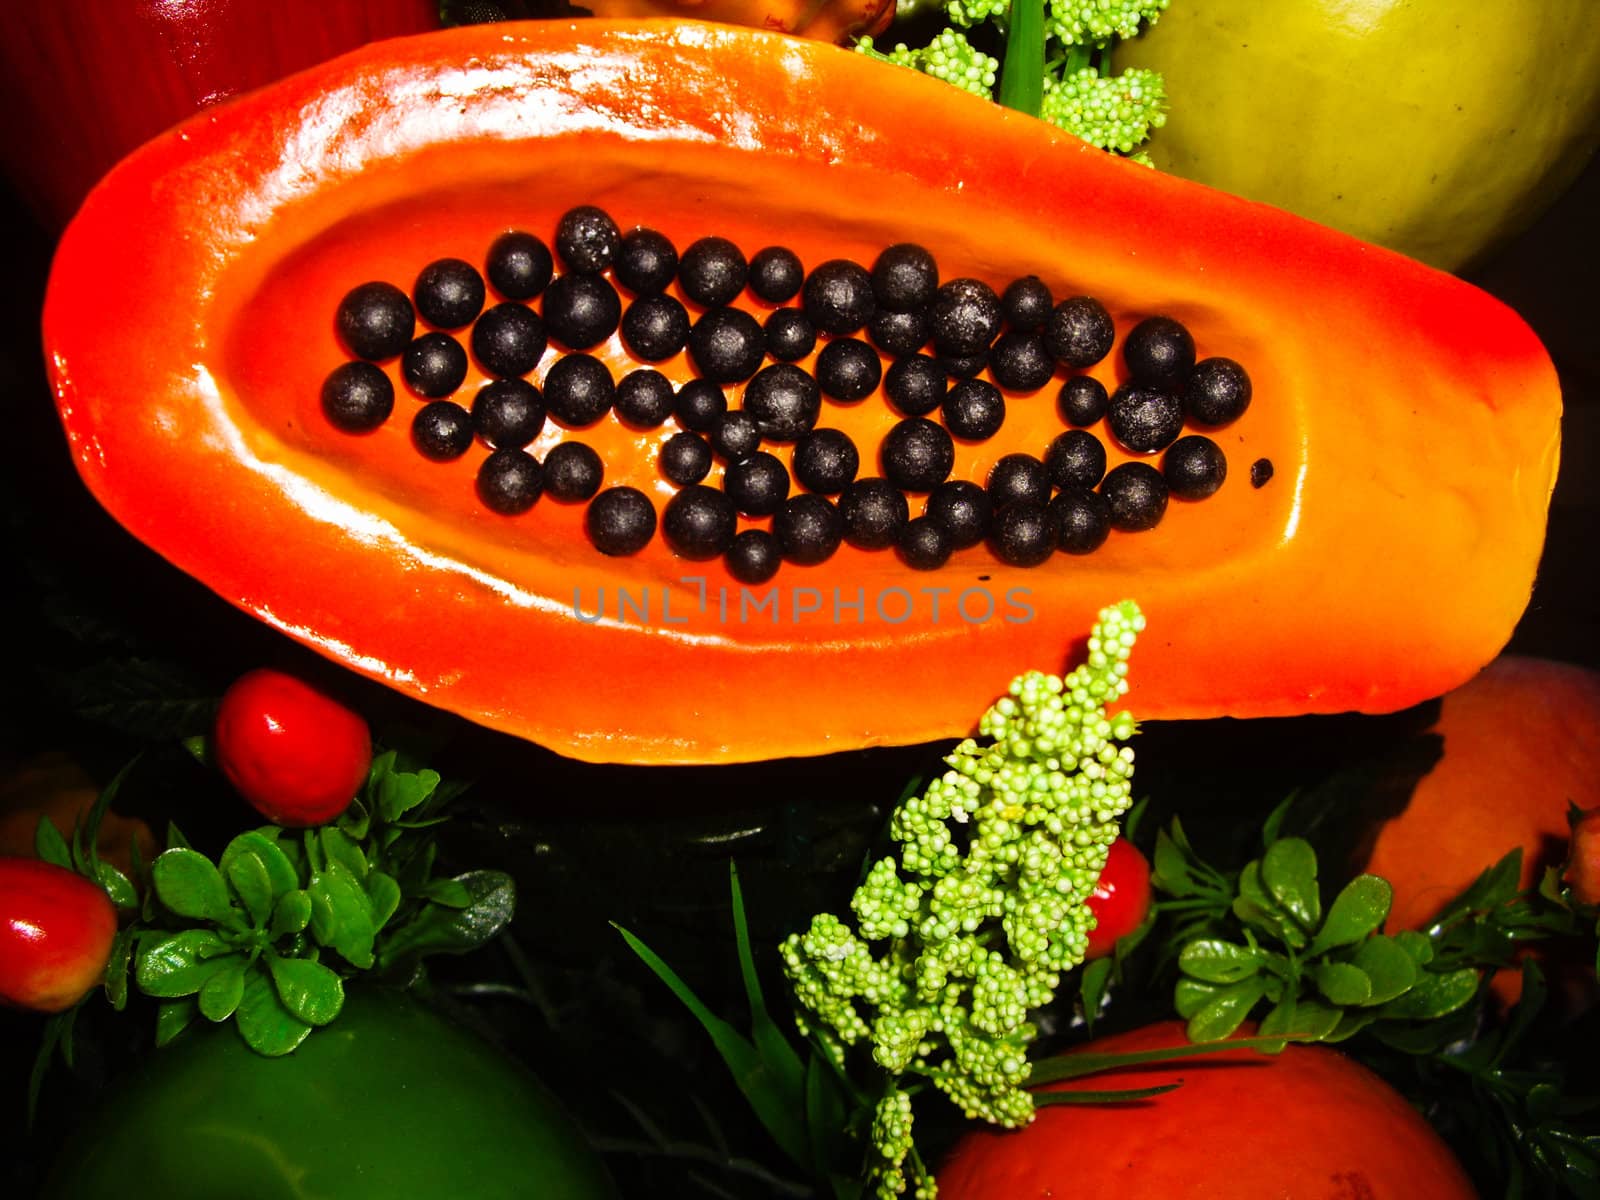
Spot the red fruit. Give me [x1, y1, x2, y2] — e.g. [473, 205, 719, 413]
[938, 1021, 1478, 1199]
[214, 669, 372, 828]
[0, 0, 441, 231]
[1082, 837, 1151, 960]
[0, 857, 119, 1013]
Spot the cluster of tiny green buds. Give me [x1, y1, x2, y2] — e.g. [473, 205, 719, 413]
[855, 30, 1000, 100]
[781, 601, 1145, 1198]
[1041, 66, 1167, 154]
[858, 0, 1168, 161]
[1047, 0, 1168, 47]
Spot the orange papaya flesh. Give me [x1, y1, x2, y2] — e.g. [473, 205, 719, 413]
[42, 20, 1561, 765]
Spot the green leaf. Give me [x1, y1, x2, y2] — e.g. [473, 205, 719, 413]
[1174, 976, 1220, 1019]
[373, 756, 440, 824]
[225, 850, 275, 928]
[1029, 1034, 1308, 1085]
[103, 926, 135, 1011]
[1495, 958, 1548, 1065]
[419, 877, 473, 908]
[1323, 1009, 1379, 1044]
[728, 863, 807, 1122]
[1235, 861, 1305, 948]
[997, 0, 1044, 117]
[52, 657, 215, 740]
[180, 734, 210, 765]
[805, 1050, 850, 1184]
[1080, 956, 1113, 1032]
[266, 954, 345, 1026]
[377, 870, 514, 967]
[28, 1012, 69, 1129]
[135, 929, 232, 998]
[95, 861, 139, 911]
[308, 860, 377, 969]
[271, 889, 314, 938]
[151, 848, 237, 924]
[1376, 967, 1481, 1021]
[155, 998, 197, 1047]
[1392, 929, 1434, 965]
[365, 870, 402, 933]
[220, 831, 299, 899]
[1350, 935, 1416, 1004]
[615, 921, 810, 1167]
[1186, 976, 1267, 1042]
[1314, 962, 1372, 1006]
[234, 966, 313, 1057]
[1035, 1083, 1184, 1106]
[1152, 832, 1203, 896]
[319, 827, 368, 881]
[1309, 875, 1392, 956]
[337, 797, 372, 841]
[1435, 848, 1524, 922]
[1261, 838, 1321, 931]
[1259, 792, 1297, 849]
[198, 957, 247, 1022]
[34, 816, 73, 870]
[1178, 938, 1262, 984]
[1260, 996, 1341, 1041]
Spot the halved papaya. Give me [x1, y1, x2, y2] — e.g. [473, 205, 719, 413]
[41, 20, 1560, 765]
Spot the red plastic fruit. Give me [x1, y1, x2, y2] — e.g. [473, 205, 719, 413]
[1082, 837, 1151, 960]
[0, 0, 441, 232]
[0, 857, 119, 1013]
[213, 669, 373, 828]
[938, 1021, 1478, 1199]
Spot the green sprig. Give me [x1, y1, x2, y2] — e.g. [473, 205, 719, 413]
[781, 600, 1144, 1196]
[40, 748, 514, 1058]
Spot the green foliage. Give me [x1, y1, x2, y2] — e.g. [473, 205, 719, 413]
[1155, 810, 1523, 1045]
[779, 600, 1144, 1196]
[622, 838, 1211, 1200]
[859, 0, 1167, 157]
[857, 30, 999, 100]
[617, 864, 866, 1199]
[39, 749, 514, 1058]
[1152, 795, 1600, 1198]
[1419, 960, 1600, 1198]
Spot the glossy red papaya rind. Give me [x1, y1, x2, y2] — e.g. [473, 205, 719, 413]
[42, 20, 1561, 765]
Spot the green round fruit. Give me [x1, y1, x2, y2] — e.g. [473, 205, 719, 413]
[41, 988, 617, 1200]
[1119, 0, 1600, 271]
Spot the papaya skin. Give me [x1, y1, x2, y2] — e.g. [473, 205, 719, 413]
[42, 20, 1561, 764]
[1118, 0, 1600, 272]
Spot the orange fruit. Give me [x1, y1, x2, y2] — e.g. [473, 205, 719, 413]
[937, 1021, 1477, 1199]
[1361, 655, 1600, 934]
[0, 752, 153, 878]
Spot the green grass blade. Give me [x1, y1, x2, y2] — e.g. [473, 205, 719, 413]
[1034, 1082, 1183, 1106]
[614, 922, 811, 1166]
[728, 862, 808, 1100]
[998, 0, 1045, 117]
[1028, 1034, 1304, 1086]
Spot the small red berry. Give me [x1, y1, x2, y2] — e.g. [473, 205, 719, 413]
[0, 857, 118, 1013]
[1083, 837, 1152, 961]
[214, 669, 372, 828]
